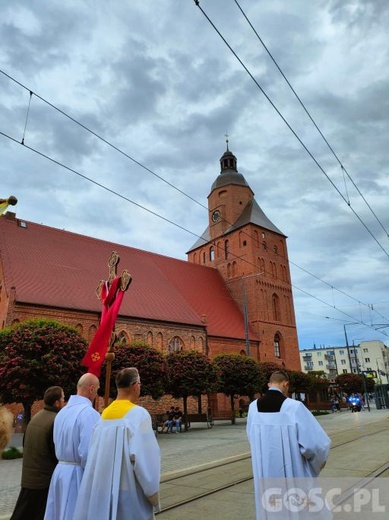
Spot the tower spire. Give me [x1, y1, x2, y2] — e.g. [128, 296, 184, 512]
[225, 131, 229, 151]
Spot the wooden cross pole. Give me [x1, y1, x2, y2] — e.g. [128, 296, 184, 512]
[96, 252, 132, 409]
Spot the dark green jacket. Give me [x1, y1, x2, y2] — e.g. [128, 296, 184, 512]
[21, 406, 59, 489]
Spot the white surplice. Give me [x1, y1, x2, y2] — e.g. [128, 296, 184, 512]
[44, 395, 100, 520]
[73, 405, 161, 520]
[247, 397, 332, 519]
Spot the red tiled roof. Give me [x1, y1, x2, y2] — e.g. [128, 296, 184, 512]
[0, 215, 258, 340]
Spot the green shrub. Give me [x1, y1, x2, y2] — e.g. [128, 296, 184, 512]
[1, 446, 23, 459]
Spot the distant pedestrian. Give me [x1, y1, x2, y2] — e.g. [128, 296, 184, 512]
[73, 367, 160, 520]
[247, 370, 332, 519]
[11, 386, 65, 520]
[44, 373, 100, 520]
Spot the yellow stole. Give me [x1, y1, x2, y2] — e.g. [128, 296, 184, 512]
[101, 399, 136, 420]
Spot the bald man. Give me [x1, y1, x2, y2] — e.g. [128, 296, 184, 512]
[44, 374, 100, 520]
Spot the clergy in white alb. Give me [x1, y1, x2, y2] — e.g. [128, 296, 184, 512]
[44, 373, 100, 520]
[247, 370, 332, 519]
[73, 367, 161, 520]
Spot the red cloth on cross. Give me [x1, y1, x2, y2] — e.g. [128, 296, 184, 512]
[82, 276, 124, 377]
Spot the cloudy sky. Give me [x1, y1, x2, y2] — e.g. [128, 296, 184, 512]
[1, 0, 388, 351]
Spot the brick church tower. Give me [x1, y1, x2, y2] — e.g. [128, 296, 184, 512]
[187, 147, 301, 370]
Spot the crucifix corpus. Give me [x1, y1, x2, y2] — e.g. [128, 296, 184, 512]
[82, 251, 132, 408]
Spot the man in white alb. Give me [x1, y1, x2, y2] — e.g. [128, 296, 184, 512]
[247, 370, 332, 519]
[73, 367, 160, 520]
[44, 373, 100, 520]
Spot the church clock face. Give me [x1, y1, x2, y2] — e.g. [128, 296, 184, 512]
[212, 210, 221, 223]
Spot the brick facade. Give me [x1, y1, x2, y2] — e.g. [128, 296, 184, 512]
[187, 149, 301, 370]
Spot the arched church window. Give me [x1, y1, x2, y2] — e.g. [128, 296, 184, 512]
[227, 263, 231, 278]
[262, 241, 267, 251]
[232, 261, 237, 277]
[168, 336, 184, 353]
[76, 323, 83, 336]
[274, 333, 281, 358]
[156, 332, 163, 352]
[225, 240, 229, 260]
[202, 251, 206, 264]
[88, 324, 97, 343]
[147, 331, 153, 347]
[210, 246, 215, 261]
[117, 330, 130, 345]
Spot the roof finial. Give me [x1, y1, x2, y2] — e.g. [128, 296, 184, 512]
[225, 131, 229, 151]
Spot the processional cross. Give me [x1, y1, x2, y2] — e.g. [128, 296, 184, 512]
[82, 252, 131, 408]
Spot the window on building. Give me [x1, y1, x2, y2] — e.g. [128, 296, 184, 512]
[225, 240, 229, 260]
[365, 357, 370, 363]
[318, 361, 323, 366]
[339, 350, 344, 355]
[363, 348, 368, 352]
[274, 334, 281, 358]
[341, 359, 346, 365]
[262, 241, 267, 251]
[273, 246, 278, 254]
[202, 251, 206, 264]
[317, 352, 322, 357]
[210, 246, 215, 261]
[343, 369, 347, 374]
[168, 336, 184, 353]
[117, 330, 129, 345]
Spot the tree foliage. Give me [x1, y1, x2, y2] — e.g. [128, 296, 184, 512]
[165, 350, 218, 429]
[0, 319, 87, 423]
[100, 343, 167, 400]
[213, 354, 264, 422]
[335, 373, 374, 394]
[166, 350, 218, 399]
[288, 370, 313, 394]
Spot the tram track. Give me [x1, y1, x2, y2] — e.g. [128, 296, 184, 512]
[157, 416, 389, 516]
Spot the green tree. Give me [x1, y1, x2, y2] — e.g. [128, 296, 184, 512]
[306, 370, 330, 407]
[288, 370, 312, 395]
[335, 373, 374, 394]
[213, 354, 264, 424]
[0, 319, 87, 423]
[166, 350, 218, 430]
[100, 343, 167, 400]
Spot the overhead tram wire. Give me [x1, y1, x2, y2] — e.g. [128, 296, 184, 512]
[0, 68, 387, 322]
[0, 69, 208, 214]
[233, 0, 389, 241]
[192, 1, 389, 260]
[1, 129, 387, 338]
[1, 74, 388, 328]
[288, 259, 389, 326]
[0, 131, 197, 238]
